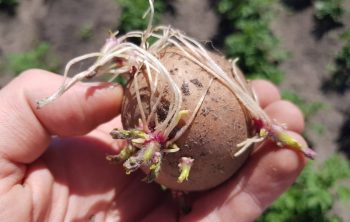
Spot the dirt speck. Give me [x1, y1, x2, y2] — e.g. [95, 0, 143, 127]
[201, 107, 211, 116]
[181, 81, 190, 96]
[211, 96, 219, 103]
[157, 100, 170, 122]
[190, 78, 203, 88]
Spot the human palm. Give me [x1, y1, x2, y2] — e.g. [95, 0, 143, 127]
[0, 70, 306, 222]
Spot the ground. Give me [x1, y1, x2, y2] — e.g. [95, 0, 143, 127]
[0, 0, 349, 219]
[273, 3, 350, 163]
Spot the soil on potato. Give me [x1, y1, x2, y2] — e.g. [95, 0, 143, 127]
[0, 0, 349, 218]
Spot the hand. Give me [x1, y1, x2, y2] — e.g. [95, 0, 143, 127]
[0, 69, 307, 222]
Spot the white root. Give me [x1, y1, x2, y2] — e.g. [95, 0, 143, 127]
[36, 52, 102, 108]
[133, 70, 148, 131]
[146, 88, 164, 126]
[38, 1, 271, 149]
[235, 136, 264, 157]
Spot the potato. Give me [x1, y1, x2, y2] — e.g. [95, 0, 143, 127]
[121, 47, 254, 191]
[37, 3, 315, 193]
[37, 33, 315, 192]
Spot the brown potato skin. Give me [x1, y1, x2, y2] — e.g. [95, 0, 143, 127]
[121, 47, 253, 191]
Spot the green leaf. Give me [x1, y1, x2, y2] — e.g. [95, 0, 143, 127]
[336, 186, 350, 202]
[0, 0, 17, 8]
[5, 42, 59, 75]
[314, 0, 344, 22]
[116, 0, 166, 33]
[281, 90, 327, 120]
[258, 154, 350, 221]
[216, 0, 287, 84]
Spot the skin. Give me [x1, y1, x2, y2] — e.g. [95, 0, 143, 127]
[0, 69, 307, 222]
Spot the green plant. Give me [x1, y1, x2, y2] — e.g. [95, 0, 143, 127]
[282, 90, 327, 121]
[79, 24, 94, 41]
[0, 0, 18, 14]
[216, 0, 288, 84]
[5, 42, 59, 75]
[314, 0, 344, 22]
[116, 0, 166, 33]
[112, 75, 127, 86]
[0, 0, 17, 8]
[324, 31, 350, 93]
[282, 90, 327, 135]
[258, 154, 350, 222]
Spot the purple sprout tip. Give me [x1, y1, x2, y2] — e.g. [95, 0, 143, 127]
[304, 148, 316, 160]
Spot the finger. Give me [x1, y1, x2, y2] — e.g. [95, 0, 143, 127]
[182, 131, 307, 222]
[141, 196, 177, 222]
[87, 116, 124, 153]
[0, 69, 123, 164]
[96, 116, 123, 133]
[251, 80, 281, 108]
[264, 100, 305, 133]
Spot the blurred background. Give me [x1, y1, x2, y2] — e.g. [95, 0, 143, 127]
[1, 0, 350, 221]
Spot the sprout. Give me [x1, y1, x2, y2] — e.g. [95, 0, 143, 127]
[177, 157, 194, 183]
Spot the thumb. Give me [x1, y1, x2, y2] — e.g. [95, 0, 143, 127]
[0, 69, 123, 164]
